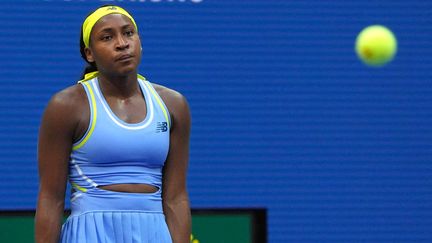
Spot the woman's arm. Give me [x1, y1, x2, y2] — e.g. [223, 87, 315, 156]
[35, 87, 83, 243]
[159, 86, 192, 243]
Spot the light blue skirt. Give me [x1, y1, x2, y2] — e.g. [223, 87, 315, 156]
[60, 188, 172, 243]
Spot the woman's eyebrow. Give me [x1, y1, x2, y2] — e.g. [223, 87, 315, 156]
[121, 24, 134, 30]
[96, 27, 114, 34]
[97, 24, 133, 34]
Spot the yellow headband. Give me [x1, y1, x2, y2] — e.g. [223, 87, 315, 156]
[82, 5, 138, 48]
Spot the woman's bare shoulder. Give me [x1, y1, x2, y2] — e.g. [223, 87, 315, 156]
[150, 83, 190, 125]
[151, 83, 188, 110]
[43, 83, 87, 124]
[50, 84, 86, 106]
[151, 83, 185, 102]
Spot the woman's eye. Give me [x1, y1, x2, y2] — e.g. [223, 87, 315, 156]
[101, 35, 112, 41]
[125, 30, 134, 37]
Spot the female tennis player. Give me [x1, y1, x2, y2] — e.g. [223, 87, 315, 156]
[35, 5, 191, 243]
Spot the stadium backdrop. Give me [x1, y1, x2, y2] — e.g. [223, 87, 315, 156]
[0, 1, 431, 242]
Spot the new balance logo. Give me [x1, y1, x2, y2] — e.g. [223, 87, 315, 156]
[156, 122, 168, 133]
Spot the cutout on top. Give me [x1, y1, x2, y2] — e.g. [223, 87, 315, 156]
[97, 183, 159, 194]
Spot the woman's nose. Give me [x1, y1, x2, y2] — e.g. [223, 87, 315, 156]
[116, 36, 129, 50]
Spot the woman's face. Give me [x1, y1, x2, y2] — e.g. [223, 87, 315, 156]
[85, 14, 141, 76]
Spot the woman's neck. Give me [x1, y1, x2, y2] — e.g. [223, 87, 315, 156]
[97, 71, 140, 99]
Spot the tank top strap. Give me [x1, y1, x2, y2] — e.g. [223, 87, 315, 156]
[138, 78, 172, 129]
[72, 79, 98, 151]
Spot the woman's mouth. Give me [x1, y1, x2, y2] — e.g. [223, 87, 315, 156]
[116, 54, 133, 62]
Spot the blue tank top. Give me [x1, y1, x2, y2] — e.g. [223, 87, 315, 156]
[69, 76, 171, 195]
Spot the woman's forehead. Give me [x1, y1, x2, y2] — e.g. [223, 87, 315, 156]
[92, 14, 134, 31]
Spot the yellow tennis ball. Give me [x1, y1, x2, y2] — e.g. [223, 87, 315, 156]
[355, 25, 397, 67]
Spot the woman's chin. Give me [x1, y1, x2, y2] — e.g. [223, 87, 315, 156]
[116, 65, 138, 76]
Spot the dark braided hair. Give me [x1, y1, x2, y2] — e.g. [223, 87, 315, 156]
[79, 27, 98, 80]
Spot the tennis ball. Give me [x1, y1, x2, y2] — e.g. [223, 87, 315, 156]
[355, 25, 397, 67]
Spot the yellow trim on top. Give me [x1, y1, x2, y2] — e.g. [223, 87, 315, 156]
[72, 81, 97, 150]
[71, 181, 87, 192]
[78, 71, 99, 83]
[144, 81, 170, 128]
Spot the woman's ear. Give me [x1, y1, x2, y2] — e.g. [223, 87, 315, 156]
[84, 47, 94, 63]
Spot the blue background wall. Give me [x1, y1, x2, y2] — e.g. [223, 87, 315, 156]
[1, 0, 432, 242]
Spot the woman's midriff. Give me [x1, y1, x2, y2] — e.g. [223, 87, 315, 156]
[98, 183, 159, 193]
